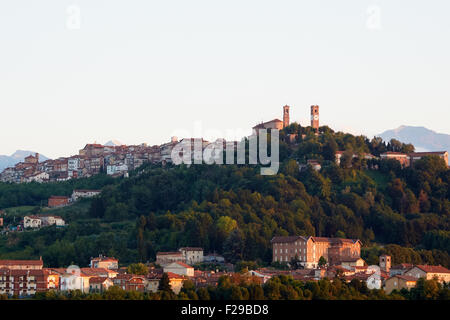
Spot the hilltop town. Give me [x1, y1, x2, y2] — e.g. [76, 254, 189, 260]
[1, 105, 448, 184]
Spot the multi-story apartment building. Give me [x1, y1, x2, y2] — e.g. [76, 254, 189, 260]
[271, 236, 362, 269]
[0, 269, 57, 297]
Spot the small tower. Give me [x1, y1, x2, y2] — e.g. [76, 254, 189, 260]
[379, 254, 391, 273]
[311, 105, 319, 132]
[283, 105, 290, 128]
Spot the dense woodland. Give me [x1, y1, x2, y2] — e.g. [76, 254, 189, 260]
[0, 125, 449, 269]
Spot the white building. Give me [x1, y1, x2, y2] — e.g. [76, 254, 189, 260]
[163, 261, 194, 277]
[68, 158, 80, 172]
[39, 215, 65, 227]
[179, 247, 204, 265]
[60, 273, 90, 293]
[106, 164, 128, 176]
[23, 216, 42, 229]
[24, 172, 49, 183]
[366, 273, 382, 290]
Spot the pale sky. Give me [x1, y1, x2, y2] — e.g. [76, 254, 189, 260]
[1, 0, 449, 158]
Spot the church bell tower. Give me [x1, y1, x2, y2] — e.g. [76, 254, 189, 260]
[283, 105, 290, 128]
[311, 105, 319, 132]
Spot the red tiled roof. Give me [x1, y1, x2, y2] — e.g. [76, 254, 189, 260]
[415, 265, 450, 274]
[89, 276, 110, 284]
[156, 251, 182, 256]
[271, 236, 305, 243]
[395, 275, 418, 282]
[391, 263, 414, 270]
[166, 272, 188, 280]
[311, 237, 360, 244]
[173, 261, 193, 269]
[0, 260, 43, 266]
[81, 268, 116, 276]
[179, 247, 203, 251]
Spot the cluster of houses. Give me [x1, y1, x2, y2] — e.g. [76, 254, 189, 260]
[1, 250, 448, 298]
[269, 235, 450, 293]
[23, 215, 65, 229]
[310, 150, 448, 171]
[0, 251, 229, 297]
[0, 138, 181, 183]
[1, 239, 449, 298]
[47, 189, 102, 208]
[0, 134, 448, 184]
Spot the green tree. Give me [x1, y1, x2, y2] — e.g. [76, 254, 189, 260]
[318, 256, 327, 267]
[158, 273, 173, 293]
[127, 263, 149, 275]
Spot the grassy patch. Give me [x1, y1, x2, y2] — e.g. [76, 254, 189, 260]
[364, 170, 390, 191]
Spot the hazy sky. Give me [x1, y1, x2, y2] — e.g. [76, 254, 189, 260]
[1, 0, 449, 158]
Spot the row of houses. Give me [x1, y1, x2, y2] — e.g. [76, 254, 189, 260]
[299, 150, 448, 173]
[1, 252, 449, 298]
[335, 150, 448, 167]
[250, 254, 450, 294]
[23, 215, 65, 229]
[0, 256, 228, 297]
[379, 151, 449, 167]
[47, 189, 102, 208]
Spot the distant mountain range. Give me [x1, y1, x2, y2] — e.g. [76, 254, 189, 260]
[378, 126, 450, 152]
[0, 150, 50, 172]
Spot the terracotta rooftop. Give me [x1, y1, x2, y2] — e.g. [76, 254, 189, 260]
[391, 263, 414, 270]
[414, 265, 450, 274]
[0, 260, 43, 266]
[271, 236, 305, 243]
[395, 275, 418, 282]
[89, 276, 110, 284]
[156, 251, 182, 256]
[172, 261, 193, 269]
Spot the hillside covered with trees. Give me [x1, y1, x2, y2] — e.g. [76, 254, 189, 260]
[0, 125, 449, 269]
